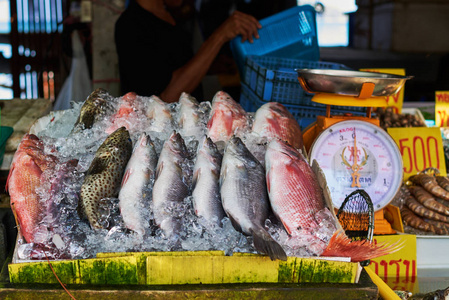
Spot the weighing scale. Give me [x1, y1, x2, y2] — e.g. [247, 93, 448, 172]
[296, 69, 413, 234]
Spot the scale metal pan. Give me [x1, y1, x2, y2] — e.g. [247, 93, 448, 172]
[295, 69, 413, 98]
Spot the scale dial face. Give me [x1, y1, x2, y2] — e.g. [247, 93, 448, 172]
[309, 120, 403, 211]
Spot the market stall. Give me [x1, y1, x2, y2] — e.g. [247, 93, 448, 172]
[3, 4, 449, 300]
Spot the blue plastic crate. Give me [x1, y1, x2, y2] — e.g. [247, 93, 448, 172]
[230, 5, 319, 77]
[239, 83, 365, 130]
[244, 55, 356, 111]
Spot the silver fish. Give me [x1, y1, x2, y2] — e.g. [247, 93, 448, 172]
[146, 95, 174, 133]
[177, 92, 206, 139]
[192, 136, 225, 226]
[79, 127, 132, 229]
[118, 133, 158, 235]
[219, 136, 287, 261]
[152, 131, 191, 236]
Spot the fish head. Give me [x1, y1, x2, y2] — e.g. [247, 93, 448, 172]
[225, 136, 255, 164]
[166, 131, 188, 157]
[147, 95, 172, 120]
[267, 139, 303, 161]
[199, 136, 222, 165]
[211, 91, 233, 104]
[99, 127, 132, 157]
[122, 92, 137, 102]
[266, 102, 287, 115]
[179, 92, 199, 107]
[76, 88, 111, 129]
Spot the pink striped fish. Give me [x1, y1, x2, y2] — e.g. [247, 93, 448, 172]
[252, 102, 303, 150]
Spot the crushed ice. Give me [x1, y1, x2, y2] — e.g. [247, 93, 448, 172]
[17, 93, 330, 262]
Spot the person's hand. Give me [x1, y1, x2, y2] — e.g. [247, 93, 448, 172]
[216, 11, 262, 43]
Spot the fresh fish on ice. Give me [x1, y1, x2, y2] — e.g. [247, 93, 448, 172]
[191, 136, 225, 226]
[6, 134, 57, 243]
[207, 91, 250, 143]
[177, 92, 207, 139]
[118, 133, 158, 235]
[152, 131, 191, 237]
[79, 127, 132, 229]
[145, 95, 174, 133]
[265, 139, 402, 261]
[106, 92, 143, 134]
[220, 136, 287, 260]
[252, 102, 303, 150]
[72, 88, 113, 133]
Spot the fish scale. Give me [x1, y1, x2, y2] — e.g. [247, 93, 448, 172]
[152, 131, 191, 237]
[6, 134, 57, 243]
[80, 127, 132, 229]
[119, 133, 158, 236]
[191, 136, 225, 226]
[220, 136, 286, 261]
[252, 102, 303, 150]
[266, 140, 325, 235]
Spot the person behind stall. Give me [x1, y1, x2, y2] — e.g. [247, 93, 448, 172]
[115, 0, 261, 102]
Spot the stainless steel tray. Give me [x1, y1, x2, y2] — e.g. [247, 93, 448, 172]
[295, 69, 413, 97]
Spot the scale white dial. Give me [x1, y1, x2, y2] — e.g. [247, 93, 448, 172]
[309, 120, 403, 211]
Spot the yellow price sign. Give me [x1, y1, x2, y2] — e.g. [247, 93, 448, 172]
[368, 234, 418, 293]
[360, 68, 406, 114]
[435, 91, 449, 127]
[387, 127, 446, 180]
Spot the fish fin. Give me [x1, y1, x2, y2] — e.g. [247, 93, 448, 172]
[156, 162, 163, 179]
[251, 226, 287, 261]
[321, 230, 404, 262]
[5, 165, 14, 192]
[227, 214, 243, 233]
[219, 165, 227, 188]
[266, 170, 271, 194]
[192, 168, 200, 190]
[86, 157, 108, 175]
[121, 168, 133, 187]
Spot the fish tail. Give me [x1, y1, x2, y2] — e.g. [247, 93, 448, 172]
[321, 230, 404, 262]
[251, 226, 287, 261]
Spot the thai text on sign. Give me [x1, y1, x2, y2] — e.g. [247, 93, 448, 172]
[435, 91, 449, 127]
[387, 127, 447, 180]
[360, 69, 406, 114]
[368, 234, 417, 293]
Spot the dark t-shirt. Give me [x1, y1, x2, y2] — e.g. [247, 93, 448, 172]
[114, 2, 202, 99]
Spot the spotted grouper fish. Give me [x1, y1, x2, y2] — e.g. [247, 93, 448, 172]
[252, 102, 303, 150]
[220, 136, 287, 261]
[207, 91, 249, 143]
[265, 139, 403, 262]
[152, 131, 191, 237]
[6, 134, 57, 243]
[118, 133, 158, 235]
[79, 127, 132, 229]
[72, 88, 112, 133]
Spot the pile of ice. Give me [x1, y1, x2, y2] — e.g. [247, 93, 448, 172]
[16, 92, 335, 261]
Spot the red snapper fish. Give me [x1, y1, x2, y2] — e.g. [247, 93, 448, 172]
[6, 134, 57, 243]
[252, 102, 303, 150]
[106, 92, 141, 134]
[207, 91, 249, 143]
[265, 139, 402, 262]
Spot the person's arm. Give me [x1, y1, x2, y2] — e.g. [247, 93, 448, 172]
[160, 11, 261, 102]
